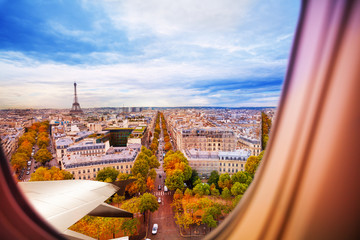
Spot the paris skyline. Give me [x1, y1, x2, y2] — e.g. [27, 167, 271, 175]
[0, 0, 299, 109]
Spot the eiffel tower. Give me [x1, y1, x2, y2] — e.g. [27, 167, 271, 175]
[70, 82, 83, 114]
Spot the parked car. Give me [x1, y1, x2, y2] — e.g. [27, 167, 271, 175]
[158, 197, 161, 203]
[158, 185, 161, 190]
[26, 171, 30, 175]
[159, 174, 161, 178]
[152, 224, 158, 234]
[27, 167, 30, 171]
[164, 186, 168, 192]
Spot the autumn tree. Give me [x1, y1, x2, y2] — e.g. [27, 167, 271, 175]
[34, 148, 52, 165]
[218, 173, 232, 189]
[96, 167, 119, 182]
[163, 151, 192, 190]
[164, 142, 172, 151]
[10, 152, 28, 172]
[245, 151, 264, 176]
[30, 167, 73, 181]
[146, 176, 155, 192]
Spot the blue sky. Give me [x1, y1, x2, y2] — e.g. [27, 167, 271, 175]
[0, 0, 300, 108]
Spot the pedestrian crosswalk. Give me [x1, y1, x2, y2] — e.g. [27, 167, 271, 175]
[153, 191, 171, 196]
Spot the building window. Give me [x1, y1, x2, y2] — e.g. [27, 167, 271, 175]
[117, 166, 119, 169]
[98, 168, 100, 171]
[121, 166, 123, 169]
[93, 174, 96, 178]
[228, 169, 230, 172]
[220, 163, 222, 166]
[228, 163, 230, 166]
[87, 169, 90, 173]
[78, 171, 81, 174]
[83, 170, 85, 173]
[241, 164, 243, 167]
[236, 164, 238, 167]
[93, 168, 95, 172]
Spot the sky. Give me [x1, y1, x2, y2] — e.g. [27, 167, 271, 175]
[0, 0, 300, 108]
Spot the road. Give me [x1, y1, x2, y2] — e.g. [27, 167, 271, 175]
[147, 114, 183, 240]
[148, 169, 182, 240]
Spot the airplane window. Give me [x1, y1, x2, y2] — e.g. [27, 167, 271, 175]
[2, 0, 359, 240]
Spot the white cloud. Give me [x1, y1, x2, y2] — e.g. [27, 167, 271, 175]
[103, 0, 253, 37]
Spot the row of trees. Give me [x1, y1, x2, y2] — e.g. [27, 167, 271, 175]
[10, 121, 51, 173]
[126, 146, 160, 195]
[261, 112, 272, 150]
[150, 112, 160, 153]
[30, 166, 73, 181]
[160, 112, 172, 151]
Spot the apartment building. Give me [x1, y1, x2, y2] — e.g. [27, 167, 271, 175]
[61, 148, 138, 180]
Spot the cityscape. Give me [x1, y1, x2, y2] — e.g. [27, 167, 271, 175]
[0, 81, 275, 239]
[0, 1, 299, 239]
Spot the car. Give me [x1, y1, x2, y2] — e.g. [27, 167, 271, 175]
[152, 224, 158, 234]
[27, 161, 32, 166]
[158, 185, 161, 190]
[158, 197, 161, 203]
[27, 167, 30, 171]
[26, 171, 30, 175]
[159, 174, 161, 178]
[164, 186, 168, 192]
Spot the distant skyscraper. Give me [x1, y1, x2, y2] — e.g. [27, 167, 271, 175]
[70, 82, 83, 114]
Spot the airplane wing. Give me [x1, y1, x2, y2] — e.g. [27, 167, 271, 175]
[18, 180, 132, 239]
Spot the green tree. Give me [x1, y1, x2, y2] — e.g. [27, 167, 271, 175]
[96, 167, 119, 182]
[193, 183, 210, 197]
[34, 148, 52, 165]
[131, 156, 149, 178]
[139, 193, 159, 222]
[210, 184, 220, 196]
[165, 169, 185, 190]
[231, 182, 248, 196]
[231, 171, 251, 184]
[207, 170, 220, 188]
[221, 187, 231, 199]
[121, 218, 139, 236]
[218, 173, 232, 189]
[232, 194, 243, 208]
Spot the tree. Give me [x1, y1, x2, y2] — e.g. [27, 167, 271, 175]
[139, 193, 159, 222]
[231, 182, 248, 196]
[184, 188, 193, 200]
[245, 151, 264, 176]
[96, 167, 119, 182]
[165, 169, 185, 190]
[210, 184, 220, 196]
[175, 212, 194, 230]
[10, 152, 28, 172]
[207, 171, 220, 189]
[30, 167, 73, 181]
[221, 187, 231, 199]
[148, 168, 157, 180]
[112, 193, 125, 207]
[131, 156, 149, 178]
[188, 169, 200, 188]
[164, 142, 172, 151]
[193, 183, 210, 197]
[146, 176, 155, 192]
[218, 173, 232, 189]
[232, 194, 243, 208]
[121, 218, 139, 236]
[174, 189, 183, 201]
[231, 171, 252, 184]
[34, 148, 52, 165]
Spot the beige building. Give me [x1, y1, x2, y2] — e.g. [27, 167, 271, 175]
[176, 128, 236, 152]
[61, 148, 137, 180]
[238, 136, 262, 156]
[185, 149, 250, 177]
